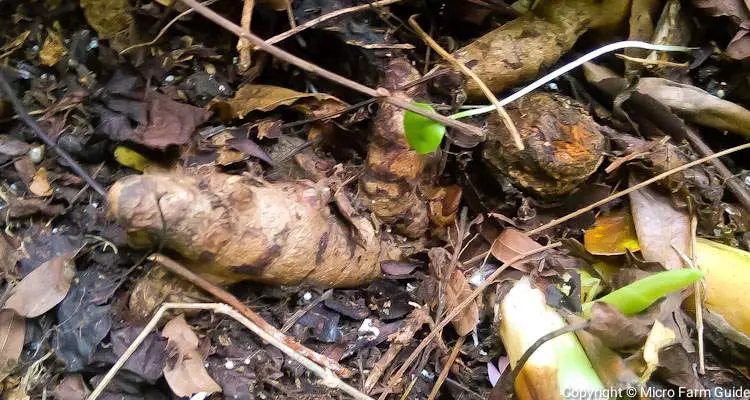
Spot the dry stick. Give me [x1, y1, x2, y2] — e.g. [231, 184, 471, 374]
[119, 0, 219, 55]
[388, 242, 562, 388]
[149, 253, 351, 377]
[237, 0, 255, 72]
[178, 0, 484, 142]
[614, 53, 688, 68]
[87, 303, 374, 400]
[407, 15, 523, 151]
[0, 72, 106, 198]
[525, 142, 750, 236]
[281, 289, 333, 332]
[266, 0, 403, 45]
[426, 335, 466, 400]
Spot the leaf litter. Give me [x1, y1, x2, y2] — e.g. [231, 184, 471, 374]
[2, 0, 750, 398]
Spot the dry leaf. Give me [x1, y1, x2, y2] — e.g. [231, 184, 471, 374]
[53, 374, 90, 400]
[445, 270, 479, 336]
[727, 29, 750, 59]
[39, 29, 65, 66]
[0, 310, 25, 383]
[0, 235, 18, 277]
[29, 168, 53, 197]
[162, 314, 221, 397]
[692, 0, 750, 28]
[79, 0, 133, 40]
[583, 209, 641, 256]
[3, 253, 76, 318]
[641, 320, 677, 381]
[628, 175, 691, 270]
[490, 228, 544, 272]
[587, 302, 652, 349]
[0, 136, 31, 157]
[224, 84, 347, 119]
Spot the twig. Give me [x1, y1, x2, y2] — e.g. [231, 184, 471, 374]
[615, 53, 688, 68]
[449, 41, 693, 120]
[237, 0, 255, 72]
[281, 289, 333, 332]
[388, 242, 561, 388]
[148, 253, 351, 376]
[178, 0, 484, 143]
[266, 0, 403, 45]
[119, 0, 219, 55]
[0, 72, 106, 198]
[87, 303, 373, 400]
[407, 15, 522, 150]
[426, 335, 465, 400]
[525, 142, 750, 236]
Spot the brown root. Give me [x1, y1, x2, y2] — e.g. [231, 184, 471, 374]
[481, 92, 605, 197]
[108, 172, 381, 287]
[360, 59, 431, 238]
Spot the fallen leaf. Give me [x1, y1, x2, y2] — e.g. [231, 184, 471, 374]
[0, 310, 25, 383]
[629, 175, 691, 270]
[641, 320, 677, 381]
[54, 374, 90, 400]
[0, 136, 30, 157]
[380, 260, 418, 276]
[39, 29, 65, 66]
[692, 0, 750, 28]
[29, 168, 53, 197]
[0, 234, 18, 277]
[98, 92, 212, 149]
[587, 302, 652, 350]
[0, 198, 65, 221]
[4, 253, 75, 318]
[584, 209, 641, 255]
[113, 146, 150, 172]
[224, 84, 347, 119]
[55, 269, 115, 371]
[727, 29, 750, 59]
[162, 314, 221, 397]
[0, 31, 30, 55]
[226, 137, 273, 165]
[111, 327, 166, 383]
[445, 270, 479, 336]
[13, 157, 35, 187]
[656, 343, 704, 391]
[490, 228, 544, 272]
[79, 0, 133, 40]
[255, 119, 282, 139]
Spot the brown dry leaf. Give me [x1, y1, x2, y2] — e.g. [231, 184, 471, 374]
[584, 209, 641, 256]
[692, 0, 750, 28]
[53, 374, 90, 400]
[29, 168, 53, 197]
[490, 228, 543, 272]
[162, 314, 221, 397]
[3, 253, 76, 318]
[79, 0, 133, 40]
[0, 310, 25, 383]
[727, 29, 750, 59]
[225, 84, 347, 119]
[0, 235, 19, 277]
[628, 175, 691, 269]
[656, 344, 705, 391]
[0, 31, 30, 55]
[445, 270, 479, 336]
[587, 302, 652, 350]
[39, 29, 65, 66]
[13, 157, 35, 187]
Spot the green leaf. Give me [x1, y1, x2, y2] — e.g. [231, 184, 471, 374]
[403, 102, 446, 154]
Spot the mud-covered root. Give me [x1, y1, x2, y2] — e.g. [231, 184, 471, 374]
[360, 59, 430, 238]
[450, 0, 631, 100]
[108, 172, 381, 287]
[481, 92, 605, 197]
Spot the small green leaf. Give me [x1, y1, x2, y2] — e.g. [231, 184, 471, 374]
[403, 102, 446, 154]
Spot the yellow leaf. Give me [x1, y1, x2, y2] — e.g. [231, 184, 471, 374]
[583, 209, 641, 255]
[641, 320, 676, 382]
[114, 146, 149, 172]
[80, 0, 133, 41]
[40, 29, 65, 66]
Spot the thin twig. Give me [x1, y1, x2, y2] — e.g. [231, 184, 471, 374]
[237, 0, 256, 72]
[87, 303, 373, 400]
[407, 15, 522, 150]
[426, 335, 465, 400]
[178, 0, 484, 143]
[148, 253, 351, 376]
[281, 289, 333, 332]
[266, 0, 403, 45]
[0, 72, 106, 198]
[388, 242, 561, 388]
[525, 142, 750, 236]
[119, 0, 219, 55]
[615, 53, 688, 68]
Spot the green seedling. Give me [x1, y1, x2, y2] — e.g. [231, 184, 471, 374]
[403, 102, 445, 154]
[582, 268, 703, 316]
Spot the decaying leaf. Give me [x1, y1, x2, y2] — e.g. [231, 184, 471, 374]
[584, 209, 641, 256]
[0, 234, 19, 277]
[29, 168, 53, 197]
[727, 29, 750, 59]
[0, 135, 31, 157]
[128, 266, 210, 322]
[39, 29, 65, 66]
[80, 0, 133, 40]
[53, 374, 91, 400]
[114, 146, 151, 172]
[692, 0, 750, 28]
[224, 84, 347, 119]
[628, 175, 691, 270]
[4, 253, 75, 318]
[445, 270, 479, 336]
[0, 310, 25, 383]
[490, 228, 544, 272]
[656, 343, 704, 391]
[587, 302, 652, 350]
[162, 314, 221, 397]
[641, 320, 677, 381]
